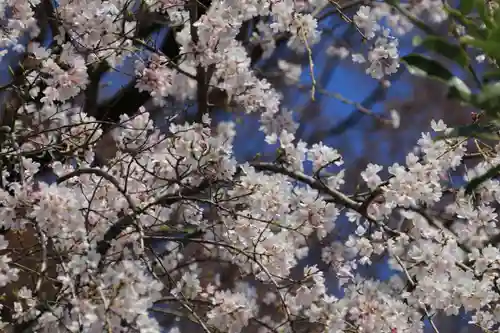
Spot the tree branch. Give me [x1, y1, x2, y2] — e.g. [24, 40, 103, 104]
[189, 0, 208, 123]
[96, 178, 211, 266]
[56, 167, 136, 210]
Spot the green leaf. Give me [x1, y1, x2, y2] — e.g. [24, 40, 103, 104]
[475, 0, 495, 29]
[473, 82, 500, 112]
[489, 25, 500, 42]
[483, 69, 500, 82]
[459, 0, 474, 15]
[446, 6, 489, 39]
[419, 36, 469, 67]
[402, 54, 472, 103]
[403, 54, 453, 80]
[461, 36, 500, 62]
[448, 77, 473, 103]
[494, 6, 500, 26]
[385, 0, 435, 35]
[439, 122, 500, 141]
[466, 164, 500, 194]
[445, 5, 466, 21]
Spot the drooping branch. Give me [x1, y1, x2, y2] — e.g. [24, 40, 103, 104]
[250, 162, 364, 210]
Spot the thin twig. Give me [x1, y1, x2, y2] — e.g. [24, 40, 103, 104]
[393, 255, 440, 333]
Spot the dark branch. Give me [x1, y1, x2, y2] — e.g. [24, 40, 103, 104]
[96, 179, 211, 264]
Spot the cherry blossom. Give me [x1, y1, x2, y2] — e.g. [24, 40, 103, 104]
[0, 0, 496, 333]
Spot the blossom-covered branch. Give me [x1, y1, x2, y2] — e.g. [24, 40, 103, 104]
[2, 0, 500, 333]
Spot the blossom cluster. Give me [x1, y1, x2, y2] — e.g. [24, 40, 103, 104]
[0, 0, 496, 333]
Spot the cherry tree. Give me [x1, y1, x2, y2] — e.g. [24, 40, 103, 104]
[0, 0, 498, 333]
